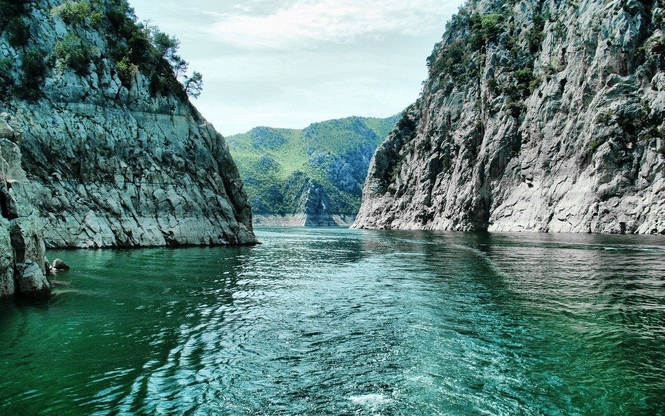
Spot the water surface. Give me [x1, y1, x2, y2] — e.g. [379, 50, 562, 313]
[1, 228, 664, 415]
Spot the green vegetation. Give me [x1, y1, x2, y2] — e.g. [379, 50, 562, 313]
[1, 0, 31, 50]
[303, 116, 396, 155]
[426, 0, 550, 117]
[426, 40, 468, 80]
[6, 17, 30, 47]
[51, 0, 91, 25]
[515, 68, 541, 99]
[53, 33, 97, 75]
[227, 115, 399, 216]
[589, 139, 605, 154]
[101, 0, 188, 96]
[0, 57, 13, 93]
[527, 13, 546, 54]
[470, 13, 505, 51]
[427, 11, 505, 79]
[427, 0, 554, 117]
[22, 49, 46, 84]
[0, 0, 30, 28]
[115, 55, 139, 85]
[184, 71, 203, 99]
[0, 0, 204, 100]
[20, 48, 47, 97]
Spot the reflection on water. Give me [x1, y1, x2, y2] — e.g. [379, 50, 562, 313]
[0, 228, 664, 415]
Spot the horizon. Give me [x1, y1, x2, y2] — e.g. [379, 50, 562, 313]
[128, 0, 465, 136]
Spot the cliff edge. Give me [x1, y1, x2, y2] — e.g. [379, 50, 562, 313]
[354, 0, 665, 234]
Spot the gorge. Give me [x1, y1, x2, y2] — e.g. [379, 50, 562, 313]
[0, 0, 664, 414]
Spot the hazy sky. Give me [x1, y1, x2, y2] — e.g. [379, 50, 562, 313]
[128, 0, 464, 136]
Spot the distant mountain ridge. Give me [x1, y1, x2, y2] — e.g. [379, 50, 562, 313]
[227, 115, 399, 226]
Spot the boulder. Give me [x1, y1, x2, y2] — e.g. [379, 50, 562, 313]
[44, 257, 53, 276]
[17, 260, 50, 299]
[52, 258, 70, 271]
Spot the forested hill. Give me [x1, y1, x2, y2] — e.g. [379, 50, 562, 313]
[227, 115, 399, 226]
[355, 0, 665, 234]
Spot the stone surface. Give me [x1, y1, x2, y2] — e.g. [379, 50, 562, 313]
[253, 214, 355, 227]
[0, 139, 49, 299]
[354, 0, 665, 234]
[52, 258, 69, 271]
[16, 260, 50, 299]
[0, 119, 14, 140]
[0, 223, 15, 297]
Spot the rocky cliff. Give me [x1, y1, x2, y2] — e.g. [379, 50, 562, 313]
[227, 116, 398, 226]
[354, 0, 665, 234]
[0, 0, 257, 248]
[0, 123, 50, 299]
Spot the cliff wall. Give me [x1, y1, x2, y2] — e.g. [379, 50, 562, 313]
[354, 0, 665, 234]
[0, 0, 256, 248]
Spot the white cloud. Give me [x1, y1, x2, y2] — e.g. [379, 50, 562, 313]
[208, 0, 459, 49]
[189, 47, 427, 135]
[129, 0, 465, 135]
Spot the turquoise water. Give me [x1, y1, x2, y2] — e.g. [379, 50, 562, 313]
[1, 228, 664, 415]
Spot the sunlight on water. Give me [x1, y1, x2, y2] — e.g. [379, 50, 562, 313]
[0, 228, 664, 415]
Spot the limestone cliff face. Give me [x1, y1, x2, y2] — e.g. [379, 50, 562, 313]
[0, 132, 50, 299]
[0, 0, 257, 247]
[355, 0, 665, 234]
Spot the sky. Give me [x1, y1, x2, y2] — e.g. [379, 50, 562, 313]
[128, 0, 465, 136]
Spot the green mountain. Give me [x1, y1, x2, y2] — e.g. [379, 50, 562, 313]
[227, 115, 399, 225]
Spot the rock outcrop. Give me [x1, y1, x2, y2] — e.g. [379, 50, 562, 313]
[292, 178, 337, 226]
[354, 0, 665, 234]
[0, 137, 50, 299]
[0, 0, 257, 247]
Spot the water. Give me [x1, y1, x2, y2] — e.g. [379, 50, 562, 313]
[1, 228, 664, 415]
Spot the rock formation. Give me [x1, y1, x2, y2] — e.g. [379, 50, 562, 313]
[0, 136, 50, 299]
[354, 0, 665, 234]
[0, 0, 257, 248]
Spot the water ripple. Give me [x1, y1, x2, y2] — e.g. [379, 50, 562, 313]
[0, 230, 664, 414]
